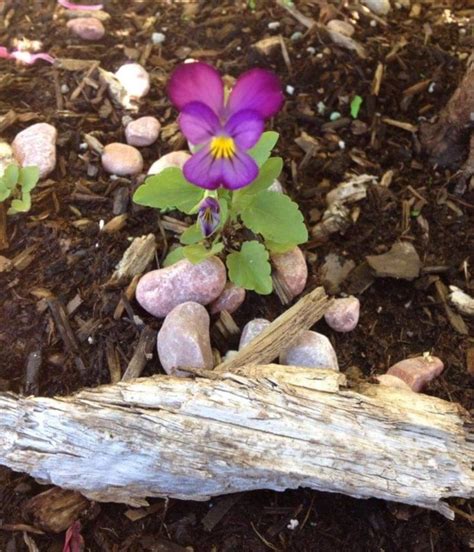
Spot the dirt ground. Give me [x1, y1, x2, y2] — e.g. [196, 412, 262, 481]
[0, 0, 473, 550]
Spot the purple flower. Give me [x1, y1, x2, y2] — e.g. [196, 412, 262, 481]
[168, 62, 283, 190]
[198, 197, 220, 237]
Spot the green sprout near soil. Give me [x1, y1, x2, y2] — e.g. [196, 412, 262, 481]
[350, 95, 363, 119]
[0, 164, 40, 215]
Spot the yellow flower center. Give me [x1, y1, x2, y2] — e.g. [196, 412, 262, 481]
[210, 136, 236, 159]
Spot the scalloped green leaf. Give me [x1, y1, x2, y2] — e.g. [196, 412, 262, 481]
[3, 164, 19, 190]
[233, 157, 283, 212]
[248, 131, 279, 167]
[240, 191, 308, 245]
[133, 167, 205, 214]
[163, 246, 186, 267]
[8, 192, 31, 215]
[226, 241, 272, 295]
[19, 166, 40, 193]
[180, 224, 203, 245]
[183, 242, 223, 265]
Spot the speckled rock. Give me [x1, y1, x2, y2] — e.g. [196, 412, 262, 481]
[136, 257, 227, 318]
[280, 330, 339, 371]
[210, 283, 246, 315]
[239, 318, 271, 350]
[362, 0, 391, 15]
[387, 355, 444, 392]
[0, 142, 16, 176]
[324, 296, 360, 332]
[376, 374, 412, 391]
[125, 117, 161, 147]
[157, 302, 213, 377]
[327, 19, 355, 37]
[67, 17, 105, 41]
[148, 150, 191, 175]
[115, 63, 150, 100]
[102, 143, 143, 176]
[12, 123, 57, 178]
[271, 246, 307, 300]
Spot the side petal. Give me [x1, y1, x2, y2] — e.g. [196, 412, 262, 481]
[168, 62, 224, 115]
[227, 68, 284, 119]
[179, 101, 220, 145]
[220, 149, 259, 190]
[224, 109, 264, 150]
[183, 147, 221, 190]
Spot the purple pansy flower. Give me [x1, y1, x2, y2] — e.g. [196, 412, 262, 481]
[198, 197, 220, 237]
[168, 62, 283, 190]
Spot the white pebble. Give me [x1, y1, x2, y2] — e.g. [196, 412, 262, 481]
[268, 21, 281, 30]
[60, 84, 70, 94]
[338, 140, 345, 149]
[370, 20, 377, 27]
[286, 85, 295, 95]
[99, 219, 105, 230]
[152, 32, 166, 44]
[291, 31, 303, 41]
[287, 519, 299, 530]
[428, 82, 436, 93]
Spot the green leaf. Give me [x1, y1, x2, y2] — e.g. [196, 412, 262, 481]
[217, 197, 229, 229]
[240, 191, 308, 245]
[248, 131, 279, 167]
[180, 224, 203, 245]
[133, 168, 205, 214]
[350, 95, 363, 119]
[226, 241, 272, 295]
[163, 246, 186, 267]
[18, 166, 40, 193]
[183, 242, 223, 264]
[0, 180, 12, 202]
[265, 240, 297, 254]
[8, 192, 31, 215]
[3, 164, 19, 190]
[233, 157, 283, 212]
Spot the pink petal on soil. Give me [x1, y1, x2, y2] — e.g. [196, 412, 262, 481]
[63, 520, 84, 552]
[0, 47, 12, 59]
[10, 51, 55, 65]
[58, 0, 103, 10]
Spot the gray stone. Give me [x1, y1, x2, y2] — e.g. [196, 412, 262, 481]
[148, 150, 191, 175]
[239, 318, 271, 350]
[324, 296, 360, 332]
[136, 257, 227, 318]
[280, 330, 339, 371]
[67, 17, 105, 40]
[366, 241, 422, 280]
[102, 143, 143, 176]
[157, 302, 213, 377]
[125, 117, 161, 147]
[210, 282, 246, 315]
[362, 0, 391, 15]
[12, 123, 57, 178]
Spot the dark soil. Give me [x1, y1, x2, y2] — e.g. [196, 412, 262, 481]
[0, 0, 473, 550]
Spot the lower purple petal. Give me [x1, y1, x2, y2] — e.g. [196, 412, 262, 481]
[168, 62, 224, 115]
[183, 146, 222, 190]
[220, 149, 259, 190]
[224, 109, 264, 150]
[179, 101, 220, 145]
[227, 68, 284, 119]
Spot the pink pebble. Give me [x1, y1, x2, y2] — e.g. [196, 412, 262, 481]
[387, 355, 444, 392]
[271, 246, 308, 300]
[148, 150, 191, 175]
[125, 117, 161, 147]
[12, 123, 57, 178]
[157, 302, 213, 377]
[239, 318, 271, 350]
[210, 282, 246, 315]
[376, 374, 412, 391]
[67, 17, 105, 40]
[136, 257, 227, 318]
[324, 296, 360, 332]
[102, 143, 143, 176]
[280, 330, 339, 371]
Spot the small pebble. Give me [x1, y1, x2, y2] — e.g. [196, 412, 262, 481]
[239, 318, 271, 350]
[271, 246, 308, 300]
[136, 257, 227, 318]
[253, 36, 281, 56]
[387, 355, 444, 392]
[376, 374, 412, 391]
[12, 123, 57, 178]
[152, 32, 166, 45]
[67, 17, 105, 41]
[324, 296, 360, 332]
[115, 63, 150, 99]
[291, 31, 303, 41]
[210, 282, 246, 315]
[60, 84, 70, 94]
[148, 150, 191, 175]
[362, 0, 391, 15]
[280, 330, 339, 371]
[307, 46, 316, 54]
[326, 19, 355, 37]
[157, 302, 213, 377]
[101, 143, 143, 176]
[286, 85, 295, 95]
[125, 116, 161, 147]
[330, 111, 341, 121]
[268, 21, 280, 30]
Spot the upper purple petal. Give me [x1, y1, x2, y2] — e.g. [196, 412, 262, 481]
[220, 149, 259, 190]
[168, 62, 224, 115]
[224, 109, 264, 150]
[227, 68, 284, 119]
[179, 101, 220, 145]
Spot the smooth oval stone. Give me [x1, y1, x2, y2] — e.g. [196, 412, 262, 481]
[376, 374, 412, 391]
[210, 282, 246, 315]
[362, 0, 391, 15]
[148, 150, 191, 175]
[238, 318, 271, 350]
[387, 355, 444, 392]
[326, 19, 355, 37]
[12, 123, 57, 178]
[271, 246, 308, 300]
[157, 302, 213, 377]
[67, 17, 105, 40]
[280, 330, 339, 371]
[115, 63, 150, 99]
[324, 296, 360, 332]
[125, 116, 160, 147]
[136, 257, 227, 318]
[102, 143, 143, 176]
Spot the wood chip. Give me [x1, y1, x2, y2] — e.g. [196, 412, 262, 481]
[111, 234, 156, 283]
[122, 326, 157, 381]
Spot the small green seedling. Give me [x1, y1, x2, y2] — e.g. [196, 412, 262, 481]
[350, 95, 363, 119]
[0, 164, 40, 215]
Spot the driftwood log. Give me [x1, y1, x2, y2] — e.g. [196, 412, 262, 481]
[0, 364, 473, 519]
